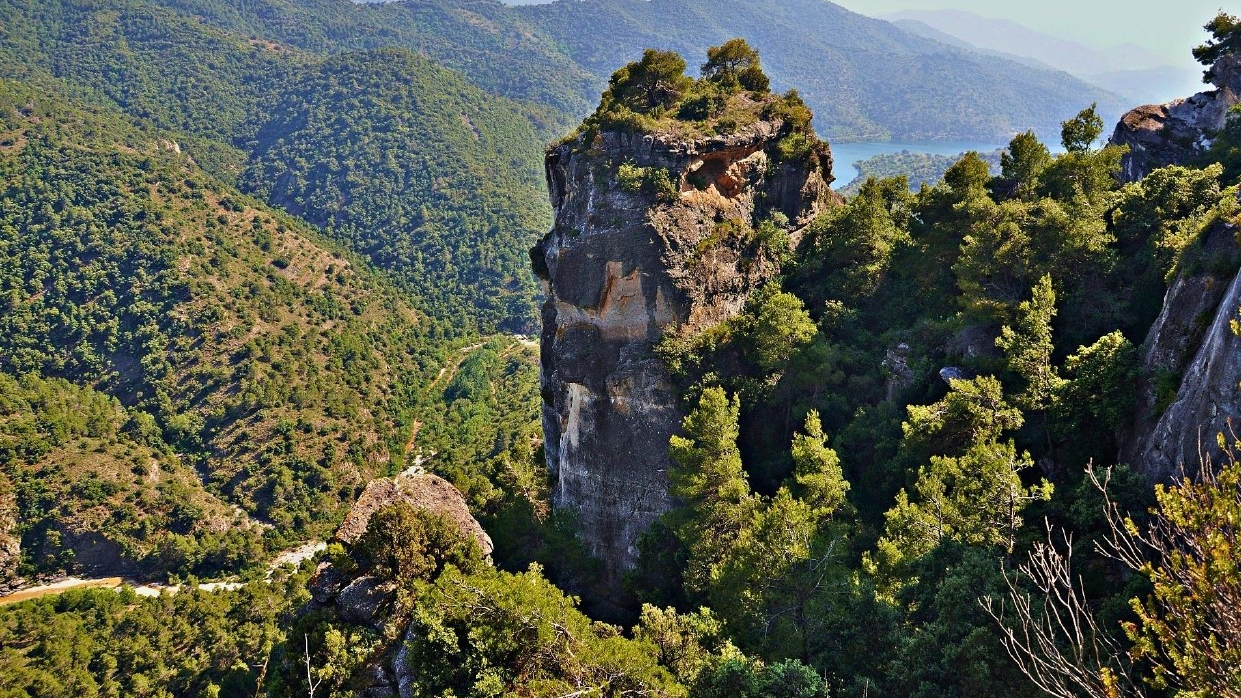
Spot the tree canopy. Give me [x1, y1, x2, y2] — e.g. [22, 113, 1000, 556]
[701, 38, 771, 93]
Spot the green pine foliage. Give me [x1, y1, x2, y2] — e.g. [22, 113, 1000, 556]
[241, 49, 549, 332]
[0, 0, 555, 332]
[0, 374, 264, 579]
[0, 570, 310, 698]
[402, 564, 682, 698]
[3, 9, 1241, 698]
[655, 83, 1241, 697]
[0, 79, 460, 559]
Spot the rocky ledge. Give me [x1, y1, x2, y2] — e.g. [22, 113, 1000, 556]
[1110, 52, 1241, 182]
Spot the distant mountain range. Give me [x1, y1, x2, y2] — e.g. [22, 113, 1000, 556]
[512, 0, 1126, 142]
[343, 0, 1126, 143]
[886, 8, 1202, 107]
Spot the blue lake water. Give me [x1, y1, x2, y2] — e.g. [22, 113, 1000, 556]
[830, 140, 1006, 183]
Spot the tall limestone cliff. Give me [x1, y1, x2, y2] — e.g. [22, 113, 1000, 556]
[532, 114, 833, 578]
[1110, 52, 1241, 182]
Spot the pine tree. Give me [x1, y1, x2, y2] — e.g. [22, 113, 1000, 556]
[996, 274, 1064, 414]
[790, 410, 850, 517]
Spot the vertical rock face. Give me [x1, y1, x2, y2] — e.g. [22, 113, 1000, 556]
[1124, 222, 1241, 480]
[532, 119, 833, 579]
[1109, 53, 1241, 182]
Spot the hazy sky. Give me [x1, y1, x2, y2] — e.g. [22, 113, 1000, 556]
[832, 0, 1225, 64]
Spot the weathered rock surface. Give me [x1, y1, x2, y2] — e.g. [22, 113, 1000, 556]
[1124, 221, 1241, 480]
[333, 466, 493, 555]
[301, 468, 493, 696]
[1110, 53, 1241, 182]
[336, 575, 396, 628]
[533, 117, 834, 579]
[881, 343, 914, 402]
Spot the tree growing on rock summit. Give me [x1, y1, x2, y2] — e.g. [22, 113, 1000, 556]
[605, 48, 692, 114]
[701, 38, 770, 93]
[1193, 11, 1241, 80]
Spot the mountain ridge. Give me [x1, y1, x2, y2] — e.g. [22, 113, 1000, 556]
[516, 0, 1127, 141]
[885, 8, 1202, 106]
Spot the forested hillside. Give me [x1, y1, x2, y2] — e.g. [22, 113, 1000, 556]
[0, 79, 446, 573]
[8, 0, 1128, 144]
[0, 4, 1239, 698]
[0, 0, 1133, 331]
[0, 0, 552, 331]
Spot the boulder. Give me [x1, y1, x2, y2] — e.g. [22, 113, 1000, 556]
[336, 575, 396, 628]
[333, 468, 493, 556]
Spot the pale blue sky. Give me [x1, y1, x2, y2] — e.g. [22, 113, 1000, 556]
[833, 0, 1228, 64]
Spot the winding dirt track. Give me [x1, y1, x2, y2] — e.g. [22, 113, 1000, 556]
[0, 541, 327, 606]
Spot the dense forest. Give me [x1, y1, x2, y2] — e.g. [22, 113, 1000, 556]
[0, 0, 1132, 330]
[1, 1, 1240, 698]
[0, 0, 552, 332]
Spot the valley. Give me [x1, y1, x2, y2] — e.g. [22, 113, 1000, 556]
[1, 2, 1240, 697]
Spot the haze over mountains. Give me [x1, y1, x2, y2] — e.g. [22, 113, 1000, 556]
[886, 8, 1203, 106]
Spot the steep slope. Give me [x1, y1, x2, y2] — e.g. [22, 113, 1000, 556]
[137, 0, 597, 130]
[242, 49, 549, 331]
[0, 80, 441, 571]
[1132, 236, 1241, 480]
[0, 0, 554, 331]
[0, 0, 290, 180]
[517, 0, 1127, 141]
[0, 375, 257, 583]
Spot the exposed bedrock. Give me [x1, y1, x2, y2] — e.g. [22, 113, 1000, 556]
[532, 119, 833, 580]
[1110, 52, 1241, 182]
[1124, 222, 1241, 480]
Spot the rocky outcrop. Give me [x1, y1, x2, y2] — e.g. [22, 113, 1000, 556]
[333, 466, 492, 555]
[307, 467, 492, 623]
[300, 468, 493, 696]
[532, 117, 834, 579]
[1110, 53, 1241, 182]
[881, 343, 914, 402]
[1125, 221, 1241, 480]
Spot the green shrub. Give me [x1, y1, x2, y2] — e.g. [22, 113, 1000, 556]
[617, 162, 680, 202]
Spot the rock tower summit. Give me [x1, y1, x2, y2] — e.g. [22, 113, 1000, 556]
[532, 77, 835, 580]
